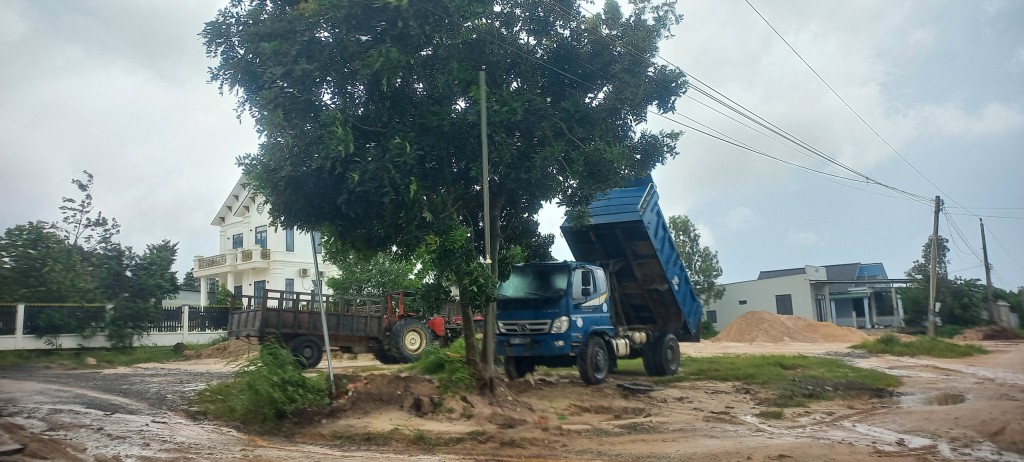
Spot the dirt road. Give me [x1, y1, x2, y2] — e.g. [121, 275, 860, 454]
[1, 341, 1021, 461]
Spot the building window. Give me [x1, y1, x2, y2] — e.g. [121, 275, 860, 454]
[312, 230, 323, 254]
[285, 278, 295, 299]
[285, 228, 295, 252]
[255, 226, 268, 249]
[232, 233, 243, 249]
[775, 294, 794, 316]
[816, 294, 827, 322]
[233, 285, 242, 301]
[254, 280, 266, 305]
[738, 300, 748, 305]
[706, 310, 718, 324]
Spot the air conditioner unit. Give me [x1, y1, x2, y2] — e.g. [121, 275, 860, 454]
[299, 268, 311, 278]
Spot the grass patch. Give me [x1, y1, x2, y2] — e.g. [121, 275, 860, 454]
[756, 408, 785, 420]
[852, 334, 987, 358]
[193, 340, 329, 430]
[615, 354, 900, 407]
[935, 325, 964, 339]
[0, 346, 186, 367]
[410, 338, 475, 394]
[332, 427, 487, 449]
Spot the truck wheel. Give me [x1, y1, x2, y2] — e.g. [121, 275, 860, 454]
[390, 318, 434, 363]
[503, 356, 536, 380]
[287, 335, 324, 369]
[577, 336, 611, 385]
[642, 333, 679, 376]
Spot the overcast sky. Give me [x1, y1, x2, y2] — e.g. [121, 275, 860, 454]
[2, 1, 1022, 292]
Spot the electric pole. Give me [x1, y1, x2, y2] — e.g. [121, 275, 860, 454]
[927, 196, 940, 338]
[980, 218, 994, 321]
[480, 68, 496, 377]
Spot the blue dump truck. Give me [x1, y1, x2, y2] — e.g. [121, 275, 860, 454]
[496, 178, 703, 385]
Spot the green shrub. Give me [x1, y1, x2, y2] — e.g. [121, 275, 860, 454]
[701, 319, 719, 340]
[412, 338, 475, 394]
[852, 334, 987, 358]
[935, 325, 964, 339]
[193, 340, 329, 430]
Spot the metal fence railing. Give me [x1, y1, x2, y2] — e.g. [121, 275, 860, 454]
[22, 305, 108, 336]
[0, 306, 16, 335]
[189, 306, 229, 332]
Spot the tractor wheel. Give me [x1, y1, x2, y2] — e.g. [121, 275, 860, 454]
[577, 336, 611, 385]
[287, 335, 324, 369]
[372, 347, 401, 365]
[642, 333, 679, 377]
[390, 318, 434, 363]
[503, 356, 536, 380]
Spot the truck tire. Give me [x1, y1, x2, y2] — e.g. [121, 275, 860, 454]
[642, 333, 679, 376]
[287, 335, 324, 369]
[503, 356, 535, 380]
[577, 336, 611, 385]
[390, 318, 434, 363]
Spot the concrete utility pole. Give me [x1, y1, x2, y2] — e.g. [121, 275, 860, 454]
[311, 234, 335, 397]
[480, 68, 496, 375]
[927, 196, 941, 338]
[980, 218, 995, 320]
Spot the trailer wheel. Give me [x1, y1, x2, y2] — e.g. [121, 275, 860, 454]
[287, 335, 324, 369]
[503, 356, 535, 380]
[577, 336, 611, 385]
[390, 318, 433, 363]
[642, 333, 679, 376]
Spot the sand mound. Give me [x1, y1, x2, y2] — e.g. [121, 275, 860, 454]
[953, 325, 1022, 341]
[712, 311, 869, 344]
[189, 338, 259, 361]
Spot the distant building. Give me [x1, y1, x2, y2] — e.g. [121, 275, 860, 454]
[705, 263, 910, 330]
[191, 176, 338, 306]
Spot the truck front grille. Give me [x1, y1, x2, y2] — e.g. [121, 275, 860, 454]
[497, 320, 552, 334]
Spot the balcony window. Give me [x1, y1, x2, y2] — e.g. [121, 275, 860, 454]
[232, 233, 243, 249]
[312, 230, 323, 254]
[255, 226, 268, 249]
[285, 227, 295, 252]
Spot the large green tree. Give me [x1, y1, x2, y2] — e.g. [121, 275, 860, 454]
[203, 0, 688, 383]
[324, 247, 420, 298]
[668, 215, 724, 306]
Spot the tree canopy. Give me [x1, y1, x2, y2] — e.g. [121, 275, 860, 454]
[668, 215, 724, 306]
[901, 234, 989, 328]
[203, 0, 689, 382]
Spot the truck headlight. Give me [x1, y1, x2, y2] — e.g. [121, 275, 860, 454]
[550, 316, 570, 334]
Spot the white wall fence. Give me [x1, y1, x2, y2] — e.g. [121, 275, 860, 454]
[0, 303, 228, 351]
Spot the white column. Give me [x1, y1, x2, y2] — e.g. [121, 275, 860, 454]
[863, 296, 872, 328]
[200, 277, 209, 307]
[14, 303, 25, 349]
[181, 303, 190, 343]
[830, 299, 837, 325]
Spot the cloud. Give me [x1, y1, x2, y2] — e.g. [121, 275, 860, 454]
[786, 229, 825, 247]
[724, 207, 758, 231]
[901, 102, 1024, 138]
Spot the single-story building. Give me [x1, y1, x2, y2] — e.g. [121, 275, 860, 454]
[705, 263, 911, 330]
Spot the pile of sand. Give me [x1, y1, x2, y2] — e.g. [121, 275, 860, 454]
[188, 338, 259, 360]
[953, 325, 1022, 341]
[711, 311, 869, 344]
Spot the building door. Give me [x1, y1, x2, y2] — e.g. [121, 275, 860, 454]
[233, 285, 242, 306]
[775, 294, 794, 316]
[254, 280, 266, 307]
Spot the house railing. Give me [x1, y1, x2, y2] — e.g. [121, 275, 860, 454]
[198, 254, 227, 269]
[241, 249, 253, 262]
[260, 248, 271, 260]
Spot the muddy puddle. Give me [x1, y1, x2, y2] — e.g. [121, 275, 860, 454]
[897, 392, 968, 407]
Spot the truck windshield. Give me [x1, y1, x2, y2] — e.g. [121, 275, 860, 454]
[497, 266, 570, 299]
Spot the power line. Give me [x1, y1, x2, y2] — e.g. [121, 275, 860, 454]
[743, 0, 974, 215]
[945, 213, 1024, 221]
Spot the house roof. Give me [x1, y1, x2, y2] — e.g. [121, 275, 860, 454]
[210, 175, 258, 226]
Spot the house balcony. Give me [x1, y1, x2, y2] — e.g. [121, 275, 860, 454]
[193, 247, 273, 277]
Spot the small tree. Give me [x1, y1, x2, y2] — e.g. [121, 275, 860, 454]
[0, 222, 101, 304]
[53, 170, 121, 252]
[324, 246, 420, 298]
[107, 241, 180, 347]
[668, 215, 725, 306]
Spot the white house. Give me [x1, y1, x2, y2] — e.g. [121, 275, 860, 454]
[706, 263, 909, 331]
[192, 176, 338, 306]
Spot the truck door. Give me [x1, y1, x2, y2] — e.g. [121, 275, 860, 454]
[572, 267, 608, 313]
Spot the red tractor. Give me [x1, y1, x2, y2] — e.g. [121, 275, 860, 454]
[372, 291, 483, 364]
